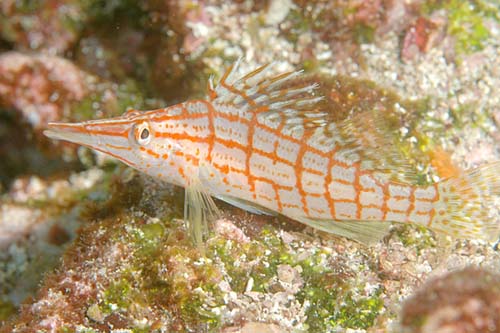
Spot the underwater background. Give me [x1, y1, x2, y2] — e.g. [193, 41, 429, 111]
[0, 1, 499, 332]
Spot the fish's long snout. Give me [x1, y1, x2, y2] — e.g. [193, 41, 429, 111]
[44, 119, 133, 153]
[44, 122, 83, 140]
[44, 122, 100, 149]
[44, 120, 139, 167]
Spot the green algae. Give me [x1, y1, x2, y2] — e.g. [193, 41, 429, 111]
[422, 0, 496, 55]
[448, 102, 494, 134]
[283, 7, 313, 45]
[0, 300, 16, 322]
[447, 0, 491, 54]
[331, 289, 384, 330]
[88, 197, 223, 331]
[353, 23, 376, 44]
[103, 278, 134, 312]
[297, 250, 383, 331]
[89, 208, 385, 331]
[130, 236, 224, 331]
[394, 224, 437, 256]
[210, 226, 385, 331]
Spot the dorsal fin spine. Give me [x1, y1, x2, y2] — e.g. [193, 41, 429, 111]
[264, 71, 301, 91]
[224, 58, 241, 83]
[237, 61, 275, 86]
[211, 61, 331, 137]
[296, 96, 324, 108]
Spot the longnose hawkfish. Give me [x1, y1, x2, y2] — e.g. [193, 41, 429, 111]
[44, 60, 500, 246]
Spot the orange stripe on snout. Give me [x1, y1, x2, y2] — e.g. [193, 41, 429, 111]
[49, 121, 133, 138]
[87, 129, 129, 138]
[50, 123, 130, 138]
[105, 144, 132, 151]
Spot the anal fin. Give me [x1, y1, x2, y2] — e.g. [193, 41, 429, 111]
[215, 194, 277, 216]
[297, 217, 391, 244]
[184, 181, 220, 250]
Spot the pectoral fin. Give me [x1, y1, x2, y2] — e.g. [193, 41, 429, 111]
[184, 181, 220, 249]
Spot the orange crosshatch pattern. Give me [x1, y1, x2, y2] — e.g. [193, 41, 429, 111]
[44, 61, 500, 243]
[146, 99, 440, 228]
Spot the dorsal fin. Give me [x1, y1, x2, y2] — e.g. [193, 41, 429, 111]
[338, 109, 421, 183]
[208, 59, 328, 132]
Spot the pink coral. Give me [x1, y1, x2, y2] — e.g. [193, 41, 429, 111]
[0, 52, 88, 129]
[0, 0, 83, 55]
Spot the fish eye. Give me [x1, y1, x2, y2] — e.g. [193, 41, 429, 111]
[140, 128, 149, 140]
[134, 122, 152, 146]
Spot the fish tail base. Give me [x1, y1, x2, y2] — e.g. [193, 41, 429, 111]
[431, 162, 500, 241]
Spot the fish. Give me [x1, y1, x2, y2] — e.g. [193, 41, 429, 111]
[44, 60, 500, 246]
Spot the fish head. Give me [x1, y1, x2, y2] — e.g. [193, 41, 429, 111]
[44, 108, 181, 176]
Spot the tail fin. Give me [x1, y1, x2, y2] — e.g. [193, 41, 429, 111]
[432, 162, 500, 241]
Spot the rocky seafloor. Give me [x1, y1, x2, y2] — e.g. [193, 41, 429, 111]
[0, 0, 499, 332]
